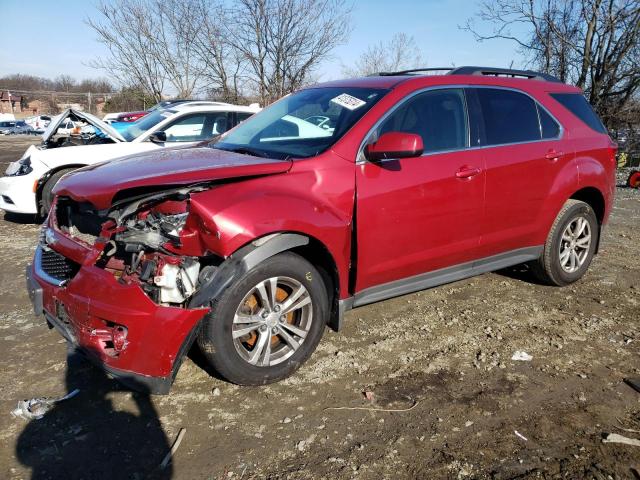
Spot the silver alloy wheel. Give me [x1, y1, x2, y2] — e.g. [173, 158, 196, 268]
[232, 276, 313, 367]
[559, 216, 591, 273]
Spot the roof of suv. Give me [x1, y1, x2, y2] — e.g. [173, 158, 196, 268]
[167, 103, 261, 114]
[314, 66, 581, 93]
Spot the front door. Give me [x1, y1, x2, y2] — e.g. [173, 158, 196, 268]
[355, 88, 485, 292]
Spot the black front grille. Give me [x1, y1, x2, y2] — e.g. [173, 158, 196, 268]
[40, 248, 79, 282]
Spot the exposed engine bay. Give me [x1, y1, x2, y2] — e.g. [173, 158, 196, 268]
[55, 185, 219, 306]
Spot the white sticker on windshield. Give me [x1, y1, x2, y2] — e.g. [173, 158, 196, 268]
[330, 93, 366, 111]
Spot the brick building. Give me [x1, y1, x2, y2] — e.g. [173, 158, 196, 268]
[0, 91, 22, 114]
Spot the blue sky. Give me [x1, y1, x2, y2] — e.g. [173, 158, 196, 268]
[0, 0, 527, 85]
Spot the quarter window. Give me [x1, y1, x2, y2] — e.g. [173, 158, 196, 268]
[476, 88, 541, 145]
[550, 93, 607, 134]
[538, 105, 560, 139]
[375, 88, 468, 154]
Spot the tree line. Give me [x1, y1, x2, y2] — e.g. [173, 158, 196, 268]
[0, 74, 113, 95]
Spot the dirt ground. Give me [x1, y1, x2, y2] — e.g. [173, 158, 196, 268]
[0, 135, 638, 480]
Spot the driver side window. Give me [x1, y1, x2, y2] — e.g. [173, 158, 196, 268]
[373, 88, 469, 154]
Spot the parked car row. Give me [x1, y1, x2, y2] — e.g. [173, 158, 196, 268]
[3, 67, 617, 395]
[1, 101, 260, 216]
[0, 120, 36, 135]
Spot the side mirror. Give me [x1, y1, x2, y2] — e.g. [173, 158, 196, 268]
[149, 131, 167, 143]
[364, 132, 424, 162]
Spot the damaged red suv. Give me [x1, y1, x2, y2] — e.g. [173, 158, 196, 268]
[27, 67, 616, 393]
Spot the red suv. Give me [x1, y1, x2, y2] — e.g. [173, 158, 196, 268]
[27, 66, 616, 393]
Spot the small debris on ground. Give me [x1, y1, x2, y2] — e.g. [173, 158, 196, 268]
[160, 428, 187, 469]
[511, 351, 533, 361]
[602, 433, 640, 447]
[10, 389, 80, 420]
[514, 430, 528, 441]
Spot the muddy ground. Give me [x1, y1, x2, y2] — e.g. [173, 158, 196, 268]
[0, 135, 638, 480]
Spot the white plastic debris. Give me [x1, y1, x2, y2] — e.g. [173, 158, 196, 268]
[514, 430, 528, 441]
[511, 351, 533, 361]
[10, 389, 80, 420]
[602, 433, 640, 447]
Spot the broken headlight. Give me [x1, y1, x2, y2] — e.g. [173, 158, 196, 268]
[5, 157, 33, 177]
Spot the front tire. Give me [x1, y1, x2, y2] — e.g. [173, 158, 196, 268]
[531, 199, 598, 286]
[39, 168, 77, 217]
[197, 252, 328, 385]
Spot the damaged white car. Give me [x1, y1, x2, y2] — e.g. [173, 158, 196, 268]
[0, 103, 260, 216]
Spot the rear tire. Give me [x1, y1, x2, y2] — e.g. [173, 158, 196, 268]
[39, 168, 77, 217]
[531, 199, 598, 286]
[197, 252, 328, 385]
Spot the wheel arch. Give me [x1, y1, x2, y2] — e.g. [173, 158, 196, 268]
[190, 231, 345, 331]
[36, 164, 87, 209]
[569, 186, 606, 252]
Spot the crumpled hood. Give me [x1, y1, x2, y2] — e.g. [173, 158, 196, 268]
[41, 108, 126, 143]
[53, 147, 292, 209]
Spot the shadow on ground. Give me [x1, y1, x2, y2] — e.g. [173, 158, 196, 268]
[15, 349, 172, 480]
[3, 212, 39, 225]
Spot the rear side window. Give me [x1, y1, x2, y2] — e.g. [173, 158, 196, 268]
[537, 106, 560, 139]
[376, 88, 468, 154]
[550, 93, 607, 134]
[475, 88, 540, 145]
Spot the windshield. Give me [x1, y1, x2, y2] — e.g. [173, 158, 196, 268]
[214, 87, 388, 159]
[121, 109, 175, 141]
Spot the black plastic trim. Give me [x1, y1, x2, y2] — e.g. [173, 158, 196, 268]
[188, 233, 310, 308]
[338, 247, 543, 313]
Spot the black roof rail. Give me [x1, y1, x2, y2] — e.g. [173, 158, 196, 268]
[448, 66, 562, 83]
[375, 67, 453, 76]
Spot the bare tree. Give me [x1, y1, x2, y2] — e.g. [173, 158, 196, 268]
[88, 0, 208, 99]
[342, 33, 425, 77]
[228, 0, 353, 105]
[191, 0, 247, 102]
[463, 0, 640, 129]
[87, 1, 167, 101]
[55, 75, 76, 93]
[151, 0, 207, 98]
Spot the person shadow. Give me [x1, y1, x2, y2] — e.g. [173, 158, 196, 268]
[16, 347, 173, 480]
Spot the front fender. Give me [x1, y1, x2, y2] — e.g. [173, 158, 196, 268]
[185, 158, 355, 298]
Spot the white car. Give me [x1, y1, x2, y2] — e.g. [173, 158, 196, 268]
[0, 103, 260, 216]
[24, 115, 52, 133]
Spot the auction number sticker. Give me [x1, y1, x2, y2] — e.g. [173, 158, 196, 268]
[330, 93, 366, 110]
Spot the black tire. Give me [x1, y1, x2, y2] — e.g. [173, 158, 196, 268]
[197, 251, 328, 385]
[530, 199, 599, 286]
[39, 168, 77, 217]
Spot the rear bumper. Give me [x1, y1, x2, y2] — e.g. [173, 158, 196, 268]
[26, 247, 209, 394]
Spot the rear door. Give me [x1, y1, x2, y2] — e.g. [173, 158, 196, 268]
[470, 87, 567, 257]
[355, 88, 485, 291]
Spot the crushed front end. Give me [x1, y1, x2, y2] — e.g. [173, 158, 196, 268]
[27, 188, 217, 394]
